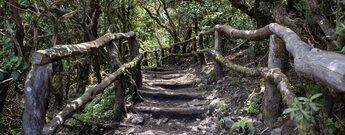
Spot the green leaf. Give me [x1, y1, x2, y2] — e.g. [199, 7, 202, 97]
[298, 97, 309, 102]
[10, 57, 18, 63]
[11, 70, 20, 80]
[301, 110, 311, 119]
[283, 108, 298, 114]
[19, 63, 28, 70]
[341, 46, 345, 54]
[309, 103, 320, 111]
[310, 93, 322, 101]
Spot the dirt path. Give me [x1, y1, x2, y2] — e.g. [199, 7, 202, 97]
[105, 67, 218, 135]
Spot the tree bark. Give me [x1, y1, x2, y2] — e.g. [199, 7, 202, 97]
[31, 32, 136, 65]
[128, 35, 142, 88]
[302, 0, 336, 40]
[264, 35, 288, 127]
[22, 64, 53, 135]
[214, 29, 223, 80]
[6, 0, 25, 56]
[128, 35, 144, 103]
[154, 50, 160, 67]
[197, 36, 206, 65]
[106, 42, 127, 122]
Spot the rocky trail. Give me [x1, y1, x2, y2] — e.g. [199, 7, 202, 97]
[105, 66, 221, 135]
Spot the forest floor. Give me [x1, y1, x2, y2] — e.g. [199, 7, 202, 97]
[104, 59, 269, 135]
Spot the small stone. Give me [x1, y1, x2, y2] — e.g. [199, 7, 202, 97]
[202, 130, 207, 134]
[224, 116, 234, 128]
[156, 118, 169, 125]
[257, 113, 263, 120]
[188, 99, 202, 106]
[126, 127, 137, 134]
[209, 98, 220, 108]
[210, 125, 219, 133]
[207, 92, 217, 100]
[200, 117, 210, 125]
[270, 128, 282, 135]
[198, 125, 207, 130]
[131, 116, 144, 124]
[217, 80, 222, 84]
[114, 130, 123, 135]
[192, 126, 199, 132]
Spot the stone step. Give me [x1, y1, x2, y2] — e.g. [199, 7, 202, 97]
[131, 105, 210, 116]
[138, 89, 204, 100]
[143, 73, 184, 80]
[144, 70, 180, 75]
[142, 67, 175, 72]
[147, 82, 195, 89]
[140, 85, 207, 92]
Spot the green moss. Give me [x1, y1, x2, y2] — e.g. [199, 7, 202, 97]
[73, 85, 115, 121]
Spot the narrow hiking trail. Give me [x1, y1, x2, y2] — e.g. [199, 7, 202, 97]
[105, 66, 220, 135]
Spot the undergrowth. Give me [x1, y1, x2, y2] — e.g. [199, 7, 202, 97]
[73, 85, 115, 121]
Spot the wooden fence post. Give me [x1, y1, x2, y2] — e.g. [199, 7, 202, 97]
[197, 36, 206, 65]
[22, 64, 53, 135]
[143, 52, 149, 66]
[154, 50, 160, 67]
[161, 49, 165, 65]
[169, 47, 173, 64]
[106, 42, 127, 122]
[128, 33, 142, 87]
[264, 35, 288, 127]
[128, 33, 144, 103]
[214, 30, 223, 79]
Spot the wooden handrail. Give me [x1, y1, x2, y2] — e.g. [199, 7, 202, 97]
[31, 32, 136, 65]
[23, 31, 142, 135]
[42, 54, 143, 135]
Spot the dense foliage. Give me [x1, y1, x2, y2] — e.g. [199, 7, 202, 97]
[0, 0, 345, 134]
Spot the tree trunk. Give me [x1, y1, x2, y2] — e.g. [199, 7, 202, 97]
[22, 64, 53, 135]
[264, 35, 288, 127]
[214, 30, 223, 80]
[154, 50, 160, 67]
[128, 35, 144, 103]
[106, 42, 127, 122]
[197, 36, 206, 65]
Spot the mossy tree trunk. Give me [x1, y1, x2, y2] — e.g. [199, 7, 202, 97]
[264, 35, 288, 127]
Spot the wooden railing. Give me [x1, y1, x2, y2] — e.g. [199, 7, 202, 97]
[22, 32, 143, 135]
[22, 23, 345, 135]
[195, 23, 345, 129]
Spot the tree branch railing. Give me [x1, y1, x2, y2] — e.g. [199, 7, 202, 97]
[194, 23, 345, 129]
[22, 31, 143, 135]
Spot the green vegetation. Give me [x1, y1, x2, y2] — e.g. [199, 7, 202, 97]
[1, 0, 345, 134]
[324, 118, 344, 134]
[283, 93, 323, 132]
[74, 86, 115, 121]
[0, 34, 27, 80]
[230, 117, 255, 135]
[244, 93, 262, 114]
